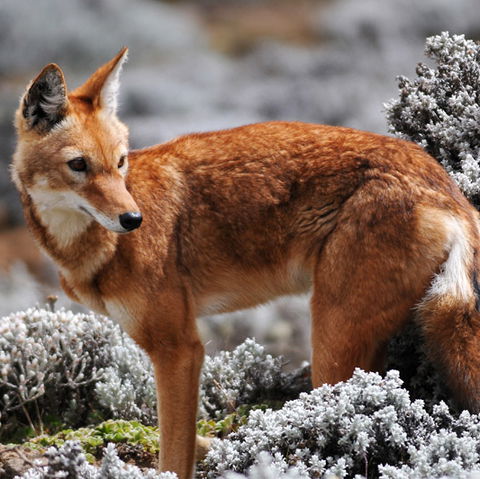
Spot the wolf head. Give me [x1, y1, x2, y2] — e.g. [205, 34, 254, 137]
[12, 48, 142, 243]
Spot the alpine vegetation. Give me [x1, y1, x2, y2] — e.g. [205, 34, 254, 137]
[0, 306, 301, 436]
[18, 441, 177, 479]
[0, 306, 158, 434]
[0, 308, 114, 439]
[4, 308, 480, 477]
[97, 335, 301, 424]
[200, 370, 480, 479]
[94, 332, 157, 425]
[199, 338, 286, 420]
[385, 32, 480, 205]
[220, 453, 309, 479]
[16, 443, 306, 479]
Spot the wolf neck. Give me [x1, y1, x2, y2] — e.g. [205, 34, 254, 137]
[21, 191, 117, 283]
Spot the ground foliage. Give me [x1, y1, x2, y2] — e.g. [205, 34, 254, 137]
[2, 307, 480, 478]
[200, 370, 480, 479]
[23, 420, 160, 462]
[0, 308, 112, 441]
[0, 306, 309, 440]
[17, 441, 176, 479]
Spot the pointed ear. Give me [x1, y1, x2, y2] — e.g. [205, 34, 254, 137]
[22, 64, 68, 133]
[72, 47, 128, 115]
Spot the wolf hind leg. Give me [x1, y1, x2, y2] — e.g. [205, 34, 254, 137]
[309, 213, 435, 388]
[310, 295, 401, 388]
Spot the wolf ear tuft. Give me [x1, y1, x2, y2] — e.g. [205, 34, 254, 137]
[99, 47, 128, 115]
[23, 64, 68, 133]
[72, 47, 128, 116]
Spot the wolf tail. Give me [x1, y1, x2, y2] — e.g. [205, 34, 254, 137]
[417, 216, 480, 411]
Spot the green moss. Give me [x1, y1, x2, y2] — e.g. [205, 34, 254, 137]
[9, 403, 282, 464]
[22, 420, 160, 461]
[197, 411, 247, 438]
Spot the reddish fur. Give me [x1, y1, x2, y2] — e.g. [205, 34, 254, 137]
[418, 296, 480, 410]
[12, 51, 480, 479]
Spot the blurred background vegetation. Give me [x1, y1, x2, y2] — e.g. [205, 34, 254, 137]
[0, 0, 479, 362]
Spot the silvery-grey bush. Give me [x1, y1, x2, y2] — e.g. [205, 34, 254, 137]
[0, 308, 116, 438]
[14, 371, 480, 479]
[216, 452, 309, 479]
[94, 332, 157, 425]
[18, 441, 177, 479]
[0, 306, 161, 434]
[96, 335, 295, 423]
[17, 443, 307, 479]
[200, 370, 480, 479]
[199, 338, 284, 419]
[385, 32, 480, 205]
[0, 306, 296, 435]
[4, 307, 480, 477]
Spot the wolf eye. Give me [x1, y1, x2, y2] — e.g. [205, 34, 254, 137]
[118, 155, 126, 169]
[68, 157, 87, 172]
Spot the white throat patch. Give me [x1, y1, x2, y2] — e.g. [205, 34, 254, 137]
[29, 186, 93, 248]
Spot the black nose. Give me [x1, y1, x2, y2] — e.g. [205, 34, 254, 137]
[119, 212, 142, 231]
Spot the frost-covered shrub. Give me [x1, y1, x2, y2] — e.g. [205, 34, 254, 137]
[0, 308, 120, 439]
[200, 370, 480, 479]
[0, 303, 306, 435]
[21, 441, 86, 479]
[95, 335, 156, 425]
[0, 306, 125, 433]
[18, 441, 176, 479]
[222, 452, 308, 479]
[385, 32, 480, 204]
[17, 444, 307, 479]
[0, 306, 164, 437]
[96, 335, 306, 424]
[199, 339, 284, 420]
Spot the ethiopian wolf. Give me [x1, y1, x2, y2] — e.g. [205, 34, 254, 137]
[12, 49, 480, 478]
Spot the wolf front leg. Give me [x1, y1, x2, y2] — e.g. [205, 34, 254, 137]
[151, 339, 204, 478]
[138, 288, 205, 479]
